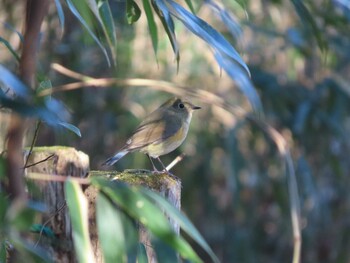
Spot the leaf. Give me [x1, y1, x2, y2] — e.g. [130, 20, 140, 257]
[0, 193, 9, 225]
[91, 178, 202, 263]
[57, 121, 82, 137]
[0, 36, 20, 61]
[98, 0, 117, 61]
[142, 0, 158, 56]
[290, 0, 327, 51]
[184, 0, 195, 13]
[96, 193, 127, 263]
[206, 0, 242, 39]
[162, 0, 250, 76]
[137, 243, 148, 263]
[54, 0, 65, 35]
[214, 51, 262, 114]
[65, 180, 94, 263]
[141, 188, 220, 263]
[153, 237, 179, 262]
[152, 0, 180, 64]
[30, 224, 56, 239]
[0, 64, 30, 99]
[10, 236, 52, 263]
[126, 0, 142, 24]
[0, 241, 6, 263]
[65, 0, 111, 66]
[85, 0, 117, 63]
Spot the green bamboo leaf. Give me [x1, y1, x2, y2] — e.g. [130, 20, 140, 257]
[54, 0, 65, 34]
[98, 0, 117, 61]
[291, 0, 327, 51]
[65, 0, 111, 66]
[0, 241, 6, 263]
[97, 193, 127, 263]
[0, 36, 20, 61]
[137, 243, 148, 263]
[10, 236, 52, 263]
[126, 0, 141, 24]
[65, 180, 94, 263]
[153, 237, 178, 262]
[184, 0, 195, 13]
[142, 0, 158, 56]
[57, 121, 82, 137]
[91, 178, 202, 263]
[152, 0, 180, 65]
[85, 0, 117, 63]
[141, 188, 220, 263]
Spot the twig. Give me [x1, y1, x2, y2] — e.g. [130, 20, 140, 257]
[34, 201, 67, 247]
[25, 172, 90, 185]
[23, 153, 54, 169]
[23, 120, 41, 169]
[166, 153, 186, 171]
[45, 63, 247, 119]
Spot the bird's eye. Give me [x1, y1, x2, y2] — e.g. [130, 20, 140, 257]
[179, 103, 185, 109]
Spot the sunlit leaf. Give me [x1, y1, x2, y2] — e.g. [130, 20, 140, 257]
[206, 0, 242, 39]
[0, 36, 20, 61]
[54, 0, 65, 34]
[162, 0, 250, 76]
[85, 0, 117, 63]
[152, 0, 180, 64]
[141, 188, 220, 263]
[91, 178, 202, 263]
[57, 121, 82, 137]
[98, 0, 117, 61]
[142, 0, 158, 56]
[126, 0, 141, 24]
[214, 51, 262, 114]
[97, 193, 127, 263]
[290, 0, 327, 51]
[65, 0, 111, 66]
[65, 179, 94, 263]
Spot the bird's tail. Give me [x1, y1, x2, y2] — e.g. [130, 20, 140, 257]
[102, 150, 129, 166]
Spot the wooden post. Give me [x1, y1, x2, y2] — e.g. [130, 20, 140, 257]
[25, 147, 181, 263]
[87, 170, 181, 262]
[25, 146, 89, 262]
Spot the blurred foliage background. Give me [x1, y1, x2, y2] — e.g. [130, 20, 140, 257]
[1, 0, 350, 262]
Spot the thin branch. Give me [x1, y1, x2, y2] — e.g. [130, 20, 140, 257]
[166, 153, 186, 171]
[26, 172, 90, 185]
[23, 153, 55, 169]
[34, 201, 67, 247]
[23, 120, 42, 169]
[45, 63, 247, 119]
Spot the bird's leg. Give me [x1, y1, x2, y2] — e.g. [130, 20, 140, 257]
[147, 154, 159, 172]
[157, 157, 168, 172]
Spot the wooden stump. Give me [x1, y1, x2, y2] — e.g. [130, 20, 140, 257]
[25, 147, 181, 263]
[24, 146, 90, 262]
[87, 170, 181, 263]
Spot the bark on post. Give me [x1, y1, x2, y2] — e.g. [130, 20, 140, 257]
[25, 146, 89, 262]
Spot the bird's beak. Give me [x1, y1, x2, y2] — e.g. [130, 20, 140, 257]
[192, 105, 201, 110]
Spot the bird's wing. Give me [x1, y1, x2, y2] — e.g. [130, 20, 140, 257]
[124, 109, 182, 151]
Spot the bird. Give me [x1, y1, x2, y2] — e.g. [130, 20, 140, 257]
[102, 97, 201, 172]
